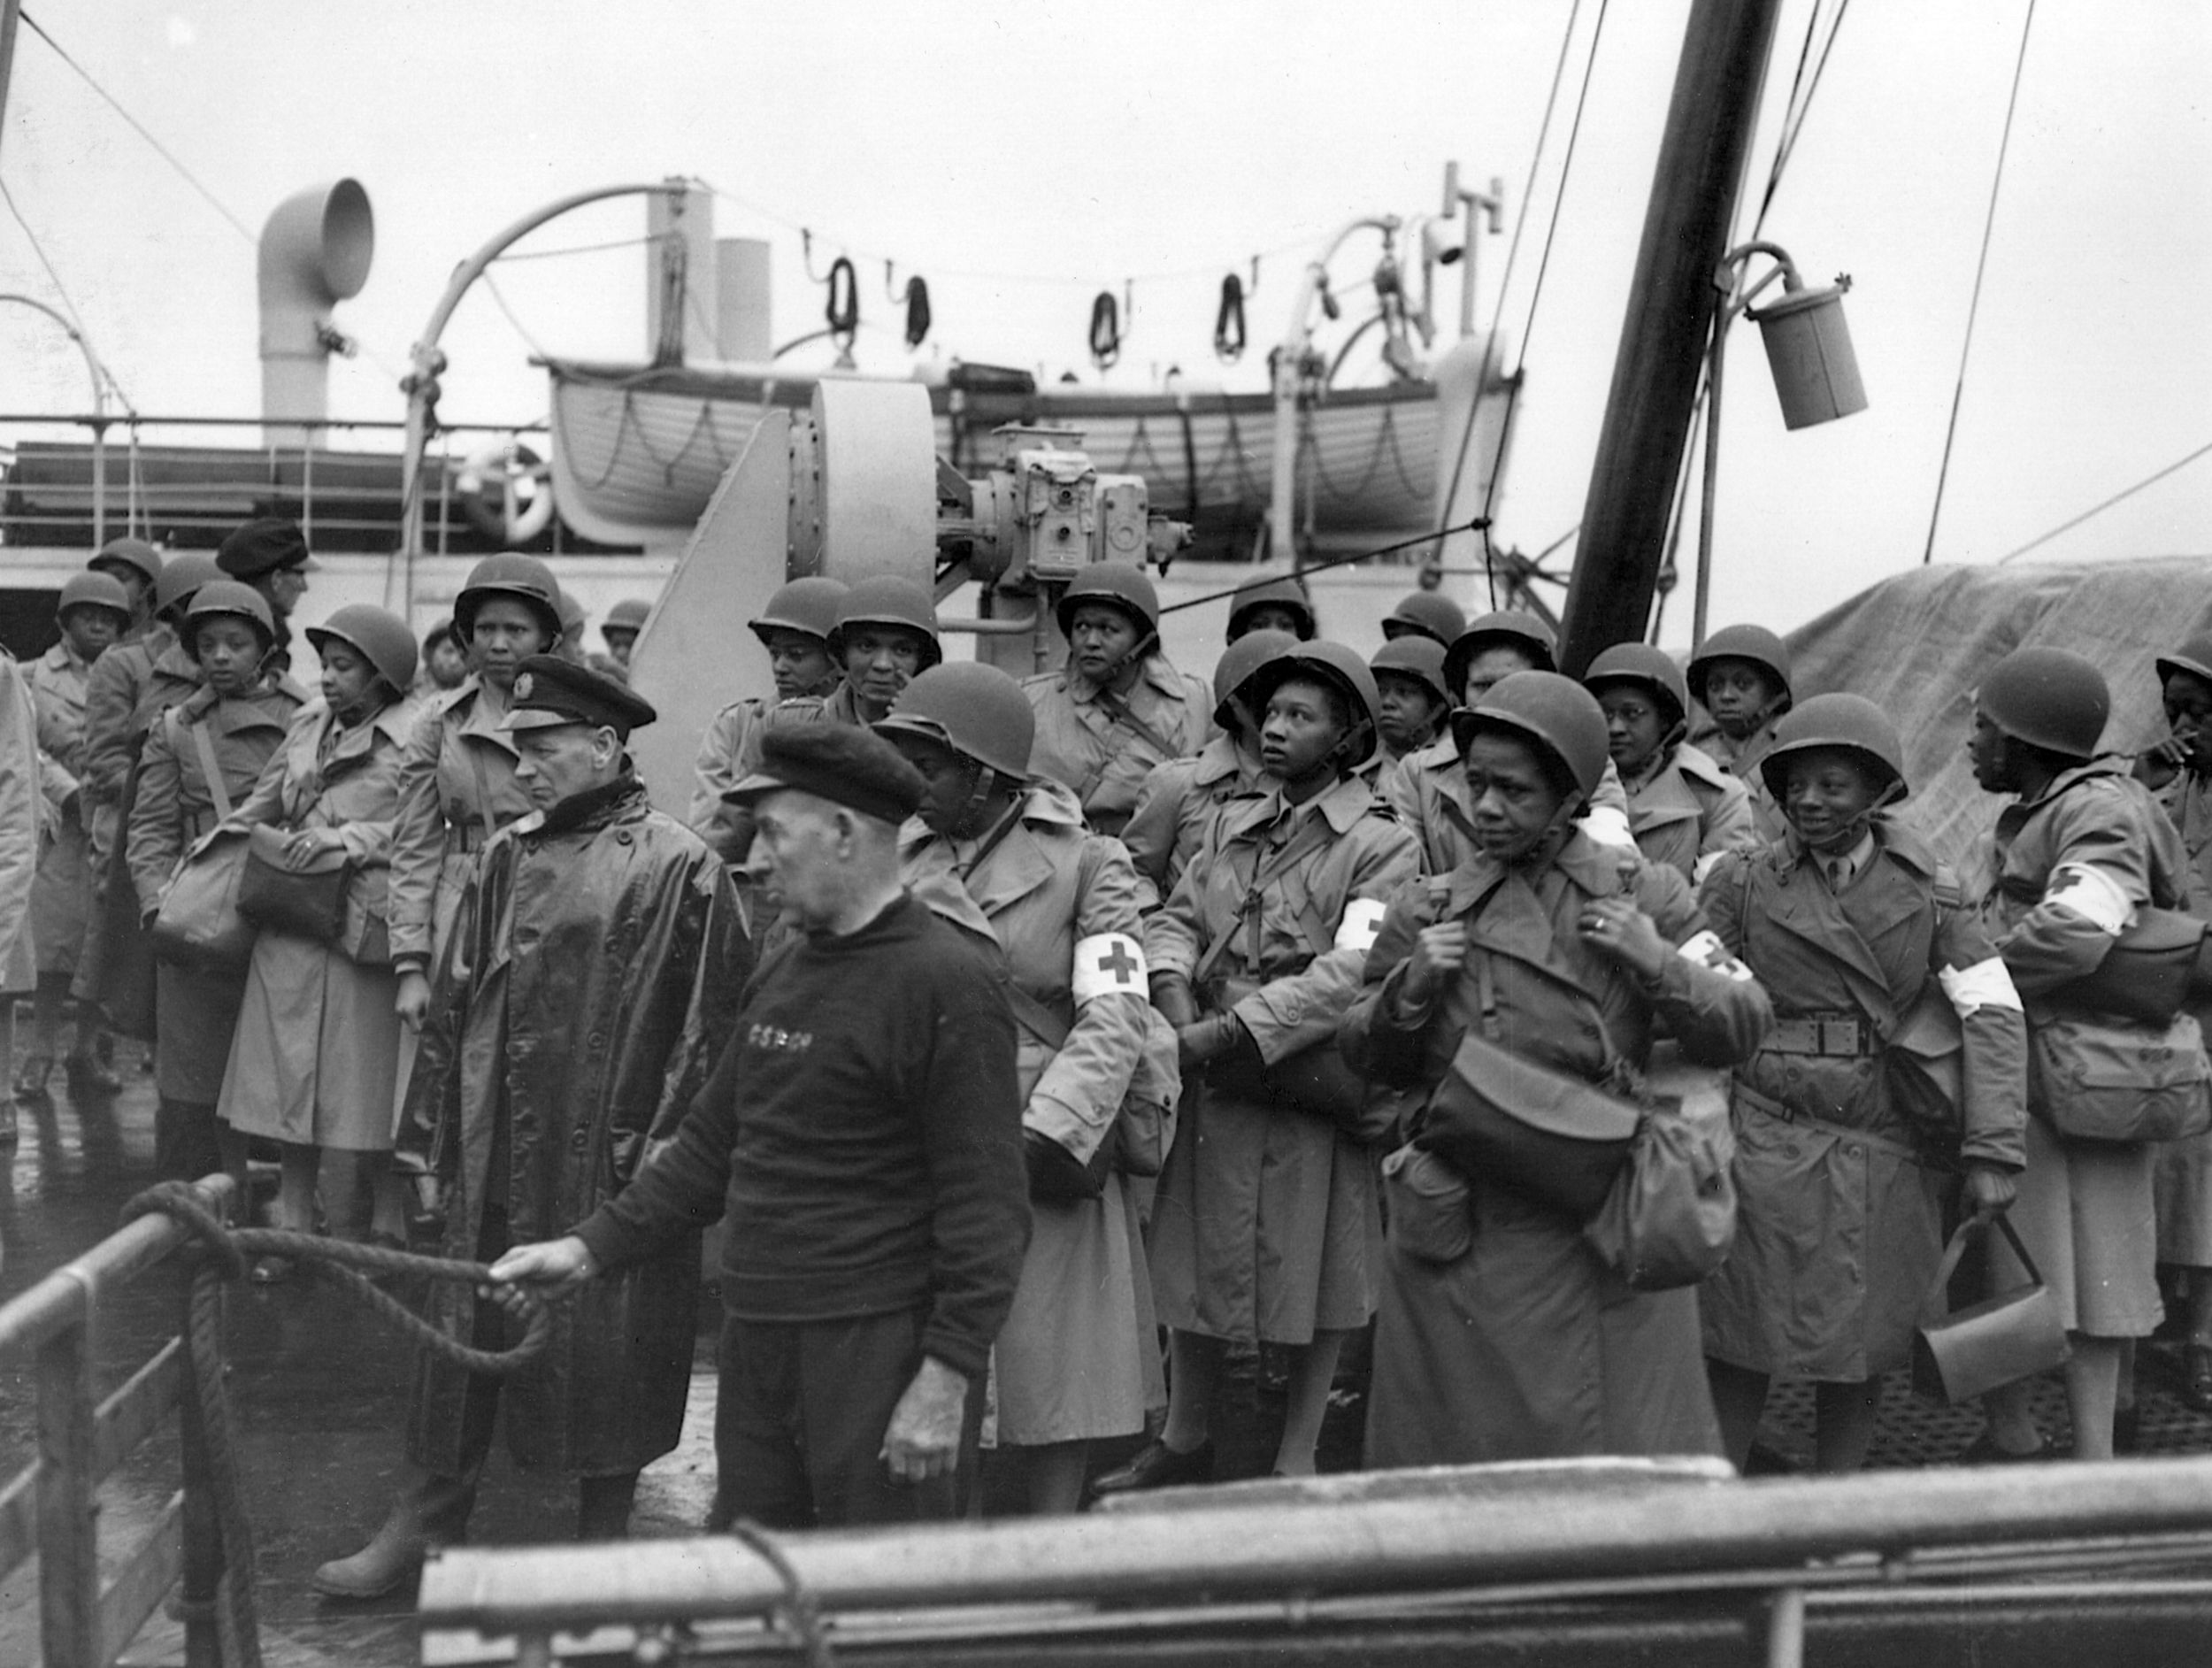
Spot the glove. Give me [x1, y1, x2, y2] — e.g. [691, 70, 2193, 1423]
[1024, 1129, 1110, 1203]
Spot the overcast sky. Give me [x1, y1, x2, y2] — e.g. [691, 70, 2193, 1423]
[2, 0, 2207, 642]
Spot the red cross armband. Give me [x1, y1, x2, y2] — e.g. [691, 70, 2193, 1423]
[1333, 897, 1388, 954]
[1073, 934, 1148, 1005]
[1677, 928, 1756, 983]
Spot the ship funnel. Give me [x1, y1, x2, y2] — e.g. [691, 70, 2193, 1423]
[259, 179, 374, 446]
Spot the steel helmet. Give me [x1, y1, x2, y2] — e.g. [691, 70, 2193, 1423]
[1758, 693, 1909, 805]
[453, 551, 563, 642]
[2154, 637, 2212, 692]
[874, 661, 1036, 780]
[1687, 624, 1793, 712]
[555, 586, 588, 643]
[153, 551, 222, 621]
[1977, 646, 2109, 761]
[1382, 589, 1466, 649]
[1445, 610, 1559, 699]
[1583, 642, 1690, 729]
[55, 570, 134, 627]
[1242, 640, 1383, 769]
[1210, 627, 1298, 730]
[749, 575, 849, 648]
[306, 604, 419, 693]
[830, 574, 943, 672]
[1453, 671, 1611, 799]
[1225, 572, 1315, 642]
[1057, 564, 1164, 642]
[1369, 634, 1452, 709]
[89, 536, 162, 587]
[180, 580, 276, 661]
[604, 597, 651, 634]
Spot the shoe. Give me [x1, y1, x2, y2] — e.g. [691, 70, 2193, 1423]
[311, 1510, 431, 1600]
[1742, 1440, 1798, 1476]
[65, 1054, 121, 1096]
[1089, 1438, 1214, 1495]
[250, 1255, 296, 1286]
[1955, 1428, 2055, 1464]
[2115, 1404, 2143, 1455]
[12, 1055, 52, 1102]
[2185, 1343, 2212, 1412]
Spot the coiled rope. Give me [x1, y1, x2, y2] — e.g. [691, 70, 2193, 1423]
[117, 1180, 554, 1665]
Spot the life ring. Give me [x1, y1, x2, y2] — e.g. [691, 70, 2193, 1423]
[455, 441, 555, 546]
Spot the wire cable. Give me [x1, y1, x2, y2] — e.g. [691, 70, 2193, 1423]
[479, 269, 553, 362]
[492, 233, 670, 265]
[1921, 0, 2038, 566]
[0, 173, 138, 413]
[1995, 438, 2212, 565]
[18, 11, 257, 245]
[1752, 0, 1851, 238]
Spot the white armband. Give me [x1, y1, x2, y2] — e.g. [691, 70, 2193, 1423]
[2045, 863, 2136, 936]
[1334, 897, 1387, 954]
[1939, 957, 2023, 1017]
[1678, 927, 1755, 982]
[1072, 933, 1148, 1004]
[1579, 803, 1638, 850]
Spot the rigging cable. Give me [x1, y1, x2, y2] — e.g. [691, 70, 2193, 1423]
[1996, 438, 2212, 565]
[1922, 0, 2038, 565]
[0, 175, 137, 415]
[1479, 0, 1610, 608]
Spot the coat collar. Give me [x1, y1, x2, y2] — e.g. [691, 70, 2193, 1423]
[1218, 769, 1378, 845]
[899, 777, 1084, 929]
[2012, 754, 2130, 816]
[1058, 652, 1190, 708]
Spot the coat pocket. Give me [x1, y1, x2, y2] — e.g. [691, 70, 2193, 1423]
[1382, 1142, 1474, 1264]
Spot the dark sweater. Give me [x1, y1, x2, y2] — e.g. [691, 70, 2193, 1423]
[574, 890, 1029, 1381]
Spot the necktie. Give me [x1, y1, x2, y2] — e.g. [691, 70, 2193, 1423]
[1826, 854, 1854, 894]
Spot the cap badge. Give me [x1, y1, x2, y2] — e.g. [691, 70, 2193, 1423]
[513, 672, 534, 701]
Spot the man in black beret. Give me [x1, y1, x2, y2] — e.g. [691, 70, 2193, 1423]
[491, 719, 1030, 1531]
[216, 517, 317, 669]
[315, 657, 750, 1597]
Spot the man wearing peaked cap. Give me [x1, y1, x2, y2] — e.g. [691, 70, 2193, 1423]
[489, 705, 1030, 1533]
[318, 666, 749, 1595]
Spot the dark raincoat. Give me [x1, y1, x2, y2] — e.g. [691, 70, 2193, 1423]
[402, 775, 749, 1477]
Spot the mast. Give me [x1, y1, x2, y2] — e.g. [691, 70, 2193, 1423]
[1555, 0, 1783, 673]
[0, 0, 22, 171]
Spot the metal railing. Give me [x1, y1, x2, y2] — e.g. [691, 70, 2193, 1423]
[0, 1174, 245, 1668]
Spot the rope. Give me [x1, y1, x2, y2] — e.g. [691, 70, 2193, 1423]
[727, 1518, 836, 1668]
[1996, 436, 2212, 565]
[1922, 0, 2039, 565]
[1156, 519, 1488, 619]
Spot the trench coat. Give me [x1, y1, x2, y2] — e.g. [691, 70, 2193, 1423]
[902, 778, 1165, 1443]
[387, 678, 537, 970]
[1340, 830, 1771, 1465]
[1119, 735, 1272, 912]
[0, 659, 42, 995]
[27, 642, 96, 975]
[127, 680, 304, 1101]
[1383, 731, 1634, 876]
[1145, 772, 1418, 1344]
[1691, 715, 1786, 842]
[1620, 742, 1759, 884]
[217, 697, 415, 1151]
[1971, 758, 2189, 1336]
[1025, 655, 1212, 838]
[2155, 769, 2212, 1263]
[1697, 824, 2027, 1380]
[401, 776, 749, 1477]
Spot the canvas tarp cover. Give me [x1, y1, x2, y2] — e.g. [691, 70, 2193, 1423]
[1767, 557, 2212, 867]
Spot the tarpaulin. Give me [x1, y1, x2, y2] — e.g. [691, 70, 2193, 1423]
[1758, 558, 2212, 866]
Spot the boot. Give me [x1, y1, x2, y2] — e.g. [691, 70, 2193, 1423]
[577, 1470, 641, 1541]
[311, 1468, 475, 1600]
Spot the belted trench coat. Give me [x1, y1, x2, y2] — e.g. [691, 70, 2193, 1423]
[1025, 655, 1212, 838]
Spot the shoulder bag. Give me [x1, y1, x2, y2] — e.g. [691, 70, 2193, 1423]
[2030, 1007, 2212, 1144]
[148, 713, 255, 970]
[237, 822, 349, 944]
[1583, 1042, 1740, 1290]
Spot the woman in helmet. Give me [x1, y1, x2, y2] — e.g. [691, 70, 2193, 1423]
[1583, 642, 1757, 884]
[1688, 623, 1794, 839]
[1119, 627, 1294, 912]
[215, 606, 419, 1273]
[1025, 565, 1212, 840]
[1340, 673, 1770, 1465]
[126, 581, 305, 1188]
[1966, 647, 2186, 1462]
[2147, 637, 2212, 1412]
[1094, 640, 1417, 1492]
[687, 575, 850, 863]
[1698, 695, 2025, 1472]
[1379, 588, 1464, 650]
[1225, 573, 1317, 643]
[879, 662, 1175, 1513]
[1368, 635, 1453, 797]
[19, 570, 135, 1101]
[388, 553, 562, 1032]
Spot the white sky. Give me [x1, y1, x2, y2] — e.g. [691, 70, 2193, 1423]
[2, 0, 2208, 643]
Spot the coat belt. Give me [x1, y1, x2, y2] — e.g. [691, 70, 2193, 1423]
[1763, 1012, 1874, 1057]
[1732, 1079, 1924, 1165]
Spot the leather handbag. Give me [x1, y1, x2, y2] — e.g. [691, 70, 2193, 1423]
[150, 826, 255, 970]
[237, 824, 349, 944]
[2029, 1009, 2212, 1144]
[1583, 1043, 1739, 1291]
[1912, 1214, 2070, 1404]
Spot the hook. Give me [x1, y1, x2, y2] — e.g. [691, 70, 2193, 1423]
[801, 230, 835, 285]
[1244, 255, 1262, 300]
